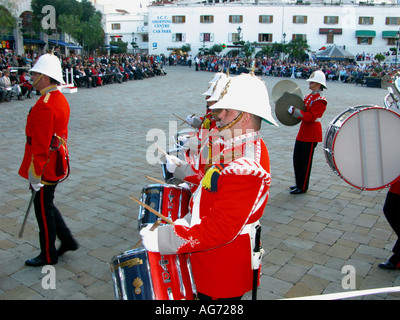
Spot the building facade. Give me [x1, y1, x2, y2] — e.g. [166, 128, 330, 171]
[147, 2, 400, 57]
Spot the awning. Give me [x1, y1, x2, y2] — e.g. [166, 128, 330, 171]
[356, 30, 376, 37]
[24, 39, 46, 45]
[382, 31, 400, 38]
[48, 39, 82, 49]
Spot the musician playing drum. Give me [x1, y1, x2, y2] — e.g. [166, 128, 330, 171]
[288, 70, 327, 194]
[140, 73, 278, 300]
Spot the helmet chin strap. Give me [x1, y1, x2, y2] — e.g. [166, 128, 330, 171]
[32, 73, 43, 86]
[217, 111, 244, 132]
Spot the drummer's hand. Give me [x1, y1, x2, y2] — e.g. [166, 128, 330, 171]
[288, 105, 295, 115]
[186, 115, 195, 125]
[139, 224, 159, 252]
[165, 154, 181, 173]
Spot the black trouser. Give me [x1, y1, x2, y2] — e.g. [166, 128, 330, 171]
[33, 184, 74, 263]
[293, 140, 318, 192]
[383, 191, 400, 265]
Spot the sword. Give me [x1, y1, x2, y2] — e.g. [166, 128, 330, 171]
[18, 190, 36, 238]
[252, 225, 262, 300]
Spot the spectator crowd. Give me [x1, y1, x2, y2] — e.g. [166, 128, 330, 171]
[0, 52, 167, 103]
[1, 49, 398, 104]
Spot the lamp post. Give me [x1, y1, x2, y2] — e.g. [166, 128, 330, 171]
[396, 29, 400, 68]
[237, 26, 242, 56]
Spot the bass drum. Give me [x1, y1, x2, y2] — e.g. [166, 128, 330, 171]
[324, 105, 400, 190]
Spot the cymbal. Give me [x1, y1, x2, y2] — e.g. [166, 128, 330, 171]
[275, 92, 305, 126]
[381, 74, 393, 90]
[271, 80, 303, 104]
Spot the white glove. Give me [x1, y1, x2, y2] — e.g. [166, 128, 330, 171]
[288, 105, 295, 115]
[31, 183, 44, 192]
[178, 182, 191, 190]
[186, 115, 194, 125]
[139, 224, 159, 252]
[174, 218, 190, 228]
[165, 154, 181, 173]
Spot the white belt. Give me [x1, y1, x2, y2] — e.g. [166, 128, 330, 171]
[239, 220, 264, 270]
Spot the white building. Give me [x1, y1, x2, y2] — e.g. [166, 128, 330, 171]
[147, 1, 400, 57]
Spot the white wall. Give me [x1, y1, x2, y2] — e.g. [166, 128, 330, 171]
[148, 3, 400, 57]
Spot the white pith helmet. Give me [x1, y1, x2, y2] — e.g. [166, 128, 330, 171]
[29, 53, 65, 84]
[202, 72, 225, 96]
[209, 73, 279, 127]
[307, 70, 327, 89]
[206, 74, 229, 102]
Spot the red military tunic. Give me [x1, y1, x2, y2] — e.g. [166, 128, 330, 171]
[19, 88, 70, 183]
[296, 92, 327, 142]
[158, 132, 271, 298]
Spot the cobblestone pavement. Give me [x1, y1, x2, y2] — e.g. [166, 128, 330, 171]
[0, 66, 399, 300]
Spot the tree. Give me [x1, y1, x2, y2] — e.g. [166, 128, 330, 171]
[31, 0, 103, 54]
[286, 37, 310, 62]
[0, 0, 17, 37]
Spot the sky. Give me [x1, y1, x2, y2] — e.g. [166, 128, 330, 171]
[92, 0, 152, 13]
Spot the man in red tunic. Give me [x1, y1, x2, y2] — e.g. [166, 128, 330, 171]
[379, 180, 400, 270]
[141, 73, 278, 299]
[19, 53, 78, 267]
[288, 70, 327, 194]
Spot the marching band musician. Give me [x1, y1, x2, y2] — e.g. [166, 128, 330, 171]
[165, 73, 229, 188]
[379, 174, 400, 270]
[19, 53, 78, 267]
[141, 73, 278, 300]
[288, 70, 327, 194]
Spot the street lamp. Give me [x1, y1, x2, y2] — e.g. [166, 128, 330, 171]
[396, 29, 400, 68]
[237, 26, 242, 41]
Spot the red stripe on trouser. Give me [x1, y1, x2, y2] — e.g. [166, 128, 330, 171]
[40, 189, 51, 263]
[302, 142, 315, 191]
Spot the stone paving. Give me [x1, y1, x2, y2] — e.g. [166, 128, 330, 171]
[0, 66, 399, 300]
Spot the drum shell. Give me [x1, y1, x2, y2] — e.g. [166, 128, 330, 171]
[138, 184, 191, 230]
[110, 248, 196, 300]
[324, 105, 400, 190]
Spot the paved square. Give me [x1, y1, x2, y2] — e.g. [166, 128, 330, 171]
[0, 66, 399, 300]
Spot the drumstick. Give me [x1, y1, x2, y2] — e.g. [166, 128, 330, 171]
[130, 195, 175, 225]
[145, 175, 166, 184]
[132, 220, 161, 249]
[173, 113, 196, 127]
[156, 143, 181, 167]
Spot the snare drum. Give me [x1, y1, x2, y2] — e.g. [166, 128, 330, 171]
[138, 184, 191, 230]
[110, 248, 197, 300]
[324, 105, 400, 190]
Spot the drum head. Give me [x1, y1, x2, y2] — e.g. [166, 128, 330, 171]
[329, 106, 400, 190]
[275, 93, 305, 126]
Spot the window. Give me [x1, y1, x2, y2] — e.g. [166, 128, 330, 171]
[200, 15, 214, 23]
[358, 17, 374, 25]
[292, 34, 307, 41]
[324, 16, 339, 24]
[258, 33, 273, 42]
[111, 23, 121, 30]
[229, 33, 241, 42]
[293, 16, 307, 24]
[229, 15, 243, 23]
[200, 33, 214, 42]
[259, 15, 273, 23]
[386, 17, 400, 25]
[326, 34, 334, 44]
[172, 16, 186, 23]
[172, 33, 186, 42]
[357, 37, 372, 45]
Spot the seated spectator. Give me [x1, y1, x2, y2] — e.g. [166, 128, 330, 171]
[19, 70, 33, 98]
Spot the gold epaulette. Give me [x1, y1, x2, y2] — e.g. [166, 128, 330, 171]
[43, 93, 51, 103]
